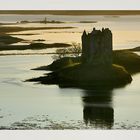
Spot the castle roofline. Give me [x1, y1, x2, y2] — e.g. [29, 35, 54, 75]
[83, 28, 112, 36]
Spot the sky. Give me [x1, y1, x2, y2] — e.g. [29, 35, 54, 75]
[0, 0, 139, 10]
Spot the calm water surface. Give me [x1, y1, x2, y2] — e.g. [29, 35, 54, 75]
[0, 55, 140, 129]
[0, 14, 140, 129]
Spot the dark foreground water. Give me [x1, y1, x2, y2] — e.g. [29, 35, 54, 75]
[0, 55, 140, 129]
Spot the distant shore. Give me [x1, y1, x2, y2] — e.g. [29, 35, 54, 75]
[0, 10, 140, 15]
[0, 26, 75, 34]
[0, 43, 71, 51]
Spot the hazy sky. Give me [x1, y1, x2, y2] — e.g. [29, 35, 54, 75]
[0, 0, 139, 10]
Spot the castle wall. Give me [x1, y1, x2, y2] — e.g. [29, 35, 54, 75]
[81, 28, 112, 66]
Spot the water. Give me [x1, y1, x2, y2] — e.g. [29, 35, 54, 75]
[0, 14, 140, 129]
[1, 14, 140, 51]
[0, 55, 140, 129]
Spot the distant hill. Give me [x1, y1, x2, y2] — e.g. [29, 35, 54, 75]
[0, 10, 140, 15]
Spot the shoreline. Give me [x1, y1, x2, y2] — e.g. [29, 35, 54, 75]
[0, 26, 75, 34]
[0, 47, 139, 56]
[0, 43, 71, 51]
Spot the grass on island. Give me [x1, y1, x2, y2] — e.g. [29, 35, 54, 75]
[28, 62, 132, 88]
[29, 50, 140, 88]
[34, 50, 140, 75]
[113, 50, 140, 74]
[128, 46, 140, 52]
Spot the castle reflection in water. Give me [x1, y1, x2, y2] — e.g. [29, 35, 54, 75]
[82, 89, 114, 129]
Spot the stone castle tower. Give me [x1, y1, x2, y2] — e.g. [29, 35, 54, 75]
[82, 28, 112, 66]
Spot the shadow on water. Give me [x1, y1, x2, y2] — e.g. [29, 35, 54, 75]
[82, 88, 114, 129]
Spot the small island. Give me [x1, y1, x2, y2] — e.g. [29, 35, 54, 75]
[27, 28, 135, 89]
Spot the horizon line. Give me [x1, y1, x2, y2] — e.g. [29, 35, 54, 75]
[0, 10, 140, 15]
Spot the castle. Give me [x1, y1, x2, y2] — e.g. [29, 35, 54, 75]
[82, 28, 112, 66]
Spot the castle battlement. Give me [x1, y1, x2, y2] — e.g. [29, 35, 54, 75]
[82, 28, 112, 66]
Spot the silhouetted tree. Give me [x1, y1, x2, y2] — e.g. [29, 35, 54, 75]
[52, 42, 82, 60]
